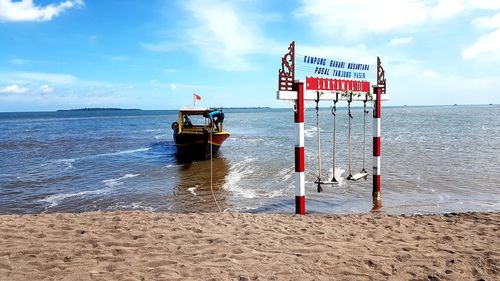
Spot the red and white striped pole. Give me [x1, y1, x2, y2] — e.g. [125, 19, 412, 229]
[294, 82, 306, 215]
[372, 86, 382, 202]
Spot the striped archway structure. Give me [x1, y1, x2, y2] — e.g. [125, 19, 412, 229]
[277, 41, 389, 215]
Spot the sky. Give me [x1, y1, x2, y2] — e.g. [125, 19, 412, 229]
[0, 0, 499, 111]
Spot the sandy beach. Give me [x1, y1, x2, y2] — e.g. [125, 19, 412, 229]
[0, 211, 498, 281]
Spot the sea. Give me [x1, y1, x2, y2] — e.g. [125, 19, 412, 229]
[1, 105, 499, 215]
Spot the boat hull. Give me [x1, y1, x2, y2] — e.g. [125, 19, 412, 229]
[174, 131, 229, 161]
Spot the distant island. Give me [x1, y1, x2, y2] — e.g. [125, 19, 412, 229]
[57, 108, 142, 112]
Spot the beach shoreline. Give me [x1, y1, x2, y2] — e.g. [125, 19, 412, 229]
[0, 211, 498, 280]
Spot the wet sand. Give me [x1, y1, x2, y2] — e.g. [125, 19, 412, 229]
[0, 211, 498, 280]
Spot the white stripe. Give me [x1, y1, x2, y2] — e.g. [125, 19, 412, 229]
[373, 156, 381, 175]
[276, 90, 297, 100]
[372, 118, 381, 137]
[295, 172, 305, 196]
[295, 122, 304, 147]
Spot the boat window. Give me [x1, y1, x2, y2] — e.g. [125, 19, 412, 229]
[183, 115, 206, 127]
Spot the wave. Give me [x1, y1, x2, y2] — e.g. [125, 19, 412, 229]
[102, 173, 140, 188]
[327, 167, 346, 186]
[53, 158, 75, 170]
[223, 157, 289, 199]
[47, 148, 150, 167]
[223, 157, 257, 198]
[154, 134, 169, 140]
[96, 148, 150, 157]
[144, 129, 164, 132]
[39, 189, 109, 208]
[39, 173, 141, 208]
[245, 138, 265, 143]
[304, 126, 318, 138]
[275, 166, 294, 182]
[264, 188, 288, 198]
[107, 202, 156, 212]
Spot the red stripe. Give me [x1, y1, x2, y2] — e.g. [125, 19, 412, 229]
[295, 147, 304, 172]
[373, 175, 381, 193]
[373, 137, 381, 156]
[295, 196, 305, 215]
[374, 87, 382, 118]
[294, 82, 304, 123]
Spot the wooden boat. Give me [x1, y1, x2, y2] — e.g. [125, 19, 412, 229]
[171, 107, 230, 161]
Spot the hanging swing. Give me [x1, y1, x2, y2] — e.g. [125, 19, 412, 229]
[314, 91, 336, 192]
[346, 92, 369, 181]
[330, 93, 339, 183]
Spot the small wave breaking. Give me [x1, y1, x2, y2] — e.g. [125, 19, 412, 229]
[223, 157, 257, 198]
[39, 173, 141, 209]
[102, 173, 140, 188]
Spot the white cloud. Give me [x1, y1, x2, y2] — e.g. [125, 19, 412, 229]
[389, 37, 414, 46]
[40, 84, 54, 93]
[184, 0, 263, 70]
[1, 71, 77, 84]
[297, 44, 376, 64]
[0, 0, 84, 22]
[140, 42, 179, 52]
[143, 0, 280, 71]
[472, 11, 500, 29]
[430, 0, 465, 19]
[10, 58, 30, 65]
[294, 0, 429, 40]
[463, 11, 500, 60]
[294, 0, 500, 40]
[422, 69, 441, 77]
[0, 74, 140, 111]
[463, 29, 500, 59]
[169, 84, 177, 91]
[0, 91, 135, 111]
[0, 84, 28, 94]
[470, 0, 500, 10]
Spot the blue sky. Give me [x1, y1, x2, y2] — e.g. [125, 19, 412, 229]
[0, 0, 499, 111]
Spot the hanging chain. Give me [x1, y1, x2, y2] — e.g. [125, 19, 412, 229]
[315, 92, 322, 192]
[347, 93, 353, 179]
[362, 99, 368, 174]
[331, 94, 338, 183]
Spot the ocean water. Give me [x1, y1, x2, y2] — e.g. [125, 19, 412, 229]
[0, 105, 499, 215]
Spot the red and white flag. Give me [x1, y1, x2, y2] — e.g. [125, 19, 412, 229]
[193, 93, 201, 107]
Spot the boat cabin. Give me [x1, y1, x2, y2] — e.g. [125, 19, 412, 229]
[175, 107, 224, 133]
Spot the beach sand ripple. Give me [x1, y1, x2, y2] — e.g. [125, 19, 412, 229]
[0, 211, 498, 280]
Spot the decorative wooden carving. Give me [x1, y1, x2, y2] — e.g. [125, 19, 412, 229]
[377, 56, 386, 94]
[278, 41, 295, 91]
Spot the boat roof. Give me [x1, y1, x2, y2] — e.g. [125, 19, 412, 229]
[179, 107, 213, 115]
